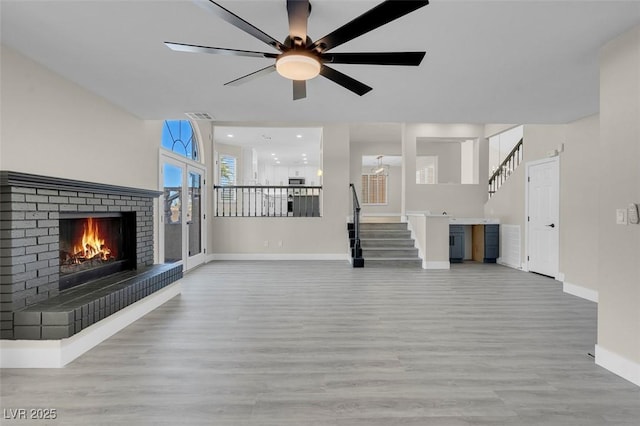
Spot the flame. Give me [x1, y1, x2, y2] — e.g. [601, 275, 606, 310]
[72, 217, 112, 261]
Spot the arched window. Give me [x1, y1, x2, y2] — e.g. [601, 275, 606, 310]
[161, 120, 199, 161]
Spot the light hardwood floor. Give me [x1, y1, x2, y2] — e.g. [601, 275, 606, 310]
[2, 261, 639, 425]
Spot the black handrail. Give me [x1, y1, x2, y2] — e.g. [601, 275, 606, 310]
[488, 138, 523, 197]
[349, 183, 364, 267]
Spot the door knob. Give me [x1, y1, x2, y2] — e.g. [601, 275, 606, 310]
[546, 223, 555, 228]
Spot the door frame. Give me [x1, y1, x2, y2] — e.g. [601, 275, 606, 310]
[524, 156, 560, 278]
[185, 164, 207, 270]
[159, 150, 207, 271]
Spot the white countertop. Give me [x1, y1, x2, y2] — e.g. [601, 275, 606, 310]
[405, 212, 500, 224]
[449, 217, 500, 225]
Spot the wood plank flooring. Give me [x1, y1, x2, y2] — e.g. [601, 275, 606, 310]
[2, 261, 639, 425]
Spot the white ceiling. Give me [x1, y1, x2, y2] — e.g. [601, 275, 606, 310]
[2, 0, 640, 124]
[214, 125, 322, 167]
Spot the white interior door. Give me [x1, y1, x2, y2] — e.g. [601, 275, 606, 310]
[527, 157, 559, 278]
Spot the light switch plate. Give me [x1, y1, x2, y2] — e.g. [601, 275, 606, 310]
[629, 203, 639, 224]
[616, 209, 628, 225]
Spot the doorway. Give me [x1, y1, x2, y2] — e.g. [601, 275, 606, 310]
[526, 157, 559, 278]
[161, 155, 206, 271]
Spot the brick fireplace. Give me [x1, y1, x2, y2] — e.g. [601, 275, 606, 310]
[0, 171, 180, 340]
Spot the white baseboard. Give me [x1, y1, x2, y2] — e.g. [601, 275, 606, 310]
[563, 281, 599, 303]
[497, 257, 523, 270]
[209, 253, 349, 261]
[423, 261, 450, 270]
[0, 281, 182, 368]
[595, 344, 640, 387]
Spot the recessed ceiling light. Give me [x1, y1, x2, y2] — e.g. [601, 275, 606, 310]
[271, 153, 276, 156]
[302, 153, 307, 157]
[274, 158, 278, 161]
[227, 134, 234, 138]
[296, 134, 302, 138]
[276, 161, 281, 164]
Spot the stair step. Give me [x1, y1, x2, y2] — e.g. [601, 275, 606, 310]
[360, 222, 408, 231]
[363, 248, 419, 258]
[361, 239, 416, 248]
[360, 230, 412, 239]
[348, 220, 421, 268]
[364, 258, 423, 268]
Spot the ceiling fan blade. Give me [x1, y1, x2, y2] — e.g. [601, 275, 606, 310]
[311, 0, 429, 53]
[322, 51, 426, 66]
[319, 65, 372, 96]
[287, 0, 310, 46]
[165, 42, 278, 59]
[197, 0, 285, 51]
[293, 80, 307, 100]
[224, 65, 277, 86]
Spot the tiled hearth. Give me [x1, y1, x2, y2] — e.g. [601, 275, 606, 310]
[0, 171, 181, 340]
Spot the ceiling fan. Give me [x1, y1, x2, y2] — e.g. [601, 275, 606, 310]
[165, 0, 429, 100]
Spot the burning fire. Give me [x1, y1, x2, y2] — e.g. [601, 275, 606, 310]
[71, 217, 113, 262]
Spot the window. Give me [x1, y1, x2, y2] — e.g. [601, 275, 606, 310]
[161, 120, 199, 161]
[362, 174, 387, 204]
[489, 125, 523, 177]
[219, 154, 237, 200]
[416, 156, 438, 184]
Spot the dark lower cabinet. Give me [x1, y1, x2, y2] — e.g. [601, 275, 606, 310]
[483, 224, 499, 263]
[449, 225, 465, 263]
[451, 224, 499, 263]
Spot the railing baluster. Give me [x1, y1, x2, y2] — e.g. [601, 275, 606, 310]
[488, 138, 523, 197]
[305, 189, 309, 217]
[213, 185, 322, 218]
[215, 187, 219, 217]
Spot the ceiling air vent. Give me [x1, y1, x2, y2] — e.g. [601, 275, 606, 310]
[185, 112, 214, 121]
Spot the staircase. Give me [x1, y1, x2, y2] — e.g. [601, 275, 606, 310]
[359, 222, 421, 267]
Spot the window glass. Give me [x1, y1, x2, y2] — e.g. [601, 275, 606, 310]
[219, 155, 237, 185]
[416, 156, 438, 184]
[162, 120, 199, 161]
[489, 125, 523, 177]
[219, 154, 237, 201]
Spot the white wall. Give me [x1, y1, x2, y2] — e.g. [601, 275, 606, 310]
[560, 115, 600, 296]
[210, 124, 349, 256]
[402, 123, 488, 217]
[0, 45, 160, 190]
[484, 124, 518, 139]
[597, 25, 640, 380]
[416, 139, 462, 184]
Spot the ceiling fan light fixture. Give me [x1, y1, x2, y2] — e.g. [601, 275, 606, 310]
[276, 52, 321, 81]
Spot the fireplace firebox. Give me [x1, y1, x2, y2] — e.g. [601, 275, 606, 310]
[59, 213, 136, 290]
